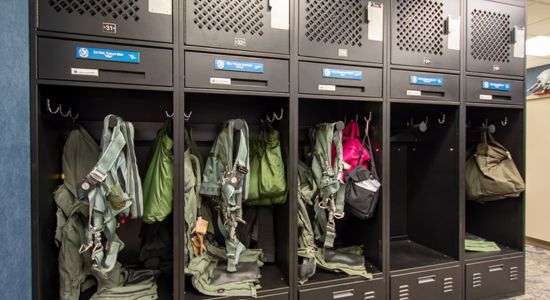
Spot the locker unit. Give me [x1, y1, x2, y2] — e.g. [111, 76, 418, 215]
[390, 265, 461, 300]
[37, 0, 173, 43]
[390, 70, 460, 103]
[390, 0, 461, 70]
[299, 62, 383, 98]
[298, 0, 385, 63]
[465, 256, 525, 299]
[466, 76, 524, 106]
[185, 0, 290, 54]
[390, 103, 460, 272]
[184, 52, 289, 92]
[38, 38, 173, 86]
[466, 0, 526, 77]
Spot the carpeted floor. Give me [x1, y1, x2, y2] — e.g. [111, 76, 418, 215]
[506, 245, 550, 300]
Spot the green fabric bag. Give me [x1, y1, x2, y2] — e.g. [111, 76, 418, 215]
[247, 123, 287, 206]
[466, 130, 525, 202]
[142, 120, 174, 224]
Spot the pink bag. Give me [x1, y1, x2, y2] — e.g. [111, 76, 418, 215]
[332, 120, 371, 176]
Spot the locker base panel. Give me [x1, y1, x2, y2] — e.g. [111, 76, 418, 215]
[184, 264, 288, 300]
[390, 239, 456, 271]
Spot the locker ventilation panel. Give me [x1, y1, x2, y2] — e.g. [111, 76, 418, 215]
[48, 0, 141, 21]
[472, 272, 482, 288]
[364, 290, 376, 300]
[192, 0, 265, 36]
[304, 0, 365, 47]
[443, 277, 454, 293]
[396, 0, 445, 55]
[470, 9, 511, 63]
[398, 284, 409, 300]
[510, 267, 519, 281]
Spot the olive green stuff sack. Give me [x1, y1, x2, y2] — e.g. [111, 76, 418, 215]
[466, 130, 525, 202]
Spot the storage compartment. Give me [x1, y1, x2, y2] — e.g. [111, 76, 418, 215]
[390, 103, 459, 271]
[299, 62, 382, 98]
[466, 0, 525, 76]
[390, 0, 461, 70]
[390, 70, 459, 103]
[298, 0, 385, 63]
[38, 37, 173, 86]
[466, 76, 524, 106]
[38, 0, 172, 43]
[185, 52, 289, 93]
[183, 93, 291, 298]
[34, 85, 174, 300]
[185, 0, 289, 54]
[390, 266, 461, 300]
[299, 278, 385, 300]
[465, 256, 524, 299]
[465, 107, 525, 260]
[297, 99, 384, 286]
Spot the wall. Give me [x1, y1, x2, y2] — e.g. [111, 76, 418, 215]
[0, 0, 31, 299]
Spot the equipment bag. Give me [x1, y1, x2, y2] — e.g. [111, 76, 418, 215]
[200, 119, 251, 272]
[332, 120, 371, 176]
[465, 130, 525, 202]
[247, 122, 287, 206]
[142, 119, 174, 224]
[297, 161, 318, 284]
[344, 129, 381, 220]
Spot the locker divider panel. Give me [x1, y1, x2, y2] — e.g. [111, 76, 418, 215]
[466, 76, 524, 106]
[390, 70, 460, 103]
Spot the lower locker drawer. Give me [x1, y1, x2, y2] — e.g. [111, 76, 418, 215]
[257, 292, 289, 300]
[299, 278, 385, 300]
[391, 266, 461, 300]
[390, 70, 460, 103]
[465, 256, 524, 300]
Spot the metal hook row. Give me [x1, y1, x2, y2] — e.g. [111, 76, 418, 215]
[47, 99, 79, 122]
[466, 117, 508, 128]
[165, 110, 193, 121]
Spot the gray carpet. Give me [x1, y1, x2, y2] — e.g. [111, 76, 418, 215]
[507, 245, 550, 299]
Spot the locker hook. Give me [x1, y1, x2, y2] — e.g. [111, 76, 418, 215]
[438, 113, 446, 124]
[47, 99, 61, 114]
[47, 99, 79, 122]
[407, 118, 414, 127]
[165, 111, 174, 118]
[501, 117, 508, 127]
[466, 120, 471, 128]
[184, 111, 193, 121]
[364, 112, 373, 123]
[267, 108, 284, 123]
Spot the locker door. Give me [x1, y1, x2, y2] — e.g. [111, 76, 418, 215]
[185, 0, 289, 54]
[390, 0, 461, 70]
[299, 0, 385, 63]
[466, 0, 525, 77]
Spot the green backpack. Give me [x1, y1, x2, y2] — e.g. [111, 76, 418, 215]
[247, 122, 287, 206]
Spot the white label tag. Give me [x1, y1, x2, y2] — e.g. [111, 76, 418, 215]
[71, 68, 99, 77]
[480, 94, 493, 100]
[338, 49, 348, 57]
[367, 2, 383, 42]
[513, 26, 525, 58]
[149, 0, 172, 15]
[270, 0, 289, 30]
[318, 84, 336, 91]
[447, 15, 460, 51]
[210, 77, 231, 85]
[407, 90, 422, 96]
[355, 179, 381, 192]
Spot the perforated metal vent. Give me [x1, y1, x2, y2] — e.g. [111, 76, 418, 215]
[48, 0, 140, 21]
[470, 9, 511, 63]
[304, 0, 365, 47]
[192, 0, 265, 36]
[396, 0, 445, 55]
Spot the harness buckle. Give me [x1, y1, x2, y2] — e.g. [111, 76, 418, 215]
[333, 212, 345, 219]
[89, 168, 107, 184]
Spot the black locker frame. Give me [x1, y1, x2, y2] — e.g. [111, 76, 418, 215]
[29, 0, 527, 299]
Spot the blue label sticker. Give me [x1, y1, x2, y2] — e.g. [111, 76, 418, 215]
[214, 59, 264, 73]
[76, 47, 140, 63]
[482, 81, 511, 92]
[410, 75, 444, 86]
[322, 68, 363, 80]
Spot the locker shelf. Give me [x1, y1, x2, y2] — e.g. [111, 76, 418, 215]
[390, 239, 456, 271]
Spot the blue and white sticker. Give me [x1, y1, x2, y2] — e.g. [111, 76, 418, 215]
[76, 47, 140, 63]
[322, 68, 363, 80]
[410, 75, 444, 86]
[482, 81, 511, 92]
[214, 59, 264, 73]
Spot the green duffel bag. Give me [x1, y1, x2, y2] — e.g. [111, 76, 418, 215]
[247, 123, 287, 206]
[142, 119, 174, 223]
[466, 130, 525, 202]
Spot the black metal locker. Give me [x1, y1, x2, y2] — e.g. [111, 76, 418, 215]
[299, 0, 385, 63]
[466, 0, 525, 77]
[37, 0, 173, 43]
[390, 0, 461, 70]
[185, 0, 290, 54]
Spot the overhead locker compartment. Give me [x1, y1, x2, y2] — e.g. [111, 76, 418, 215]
[466, 76, 524, 106]
[466, 0, 525, 77]
[185, 0, 290, 54]
[299, 62, 382, 97]
[37, 37, 173, 86]
[299, 0, 385, 63]
[391, 0, 461, 70]
[37, 0, 173, 43]
[390, 70, 459, 103]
